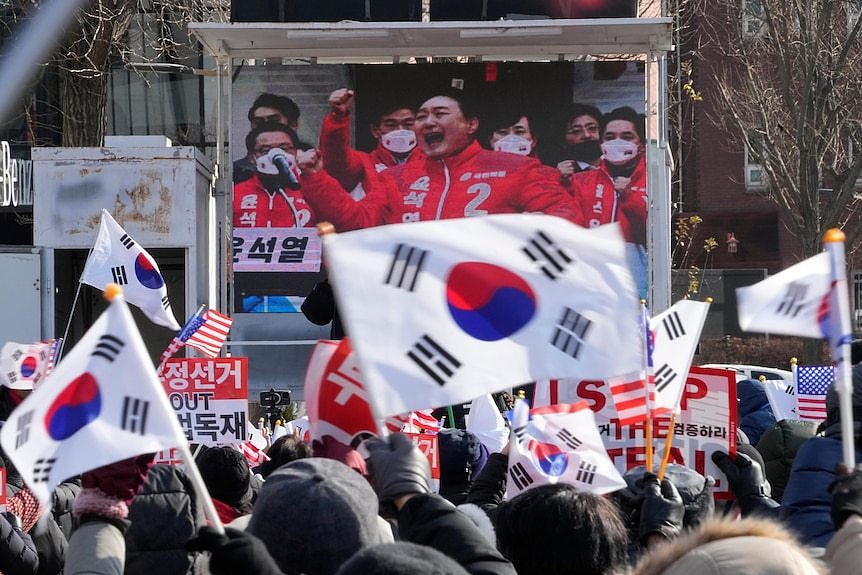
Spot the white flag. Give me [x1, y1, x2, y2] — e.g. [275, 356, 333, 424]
[80, 210, 180, 330]
[506, 401, 625, 498]
[0, 341, 55, 390]
[651, 300, 710, 414]
[736, 252, 830, 338]
[763, 378, 797, 421]
[0, 296, 188, 503]
[467, 394, 509, 454]
[323, 215, 643, 419]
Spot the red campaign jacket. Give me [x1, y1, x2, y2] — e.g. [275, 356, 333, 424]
[302, 140, 584, 231]
[567, 156, 647, 244]
[233, 173, 316, 228]
[319, 112, 423, 193]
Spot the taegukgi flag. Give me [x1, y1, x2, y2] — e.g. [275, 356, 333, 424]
[80, 210, 180, 330]
[651, 299, 710, 414]
[736, 252, 830, 339]
[0, 294, 189, 503]
[0, 341, 57, 390]
[323, 214, 643, 419]
[506, 401, 626, 498]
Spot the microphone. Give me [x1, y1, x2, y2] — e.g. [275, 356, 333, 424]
[263, 148, 301, 190]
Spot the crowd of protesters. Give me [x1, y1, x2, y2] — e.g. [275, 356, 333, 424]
[0, 360, 858, 575]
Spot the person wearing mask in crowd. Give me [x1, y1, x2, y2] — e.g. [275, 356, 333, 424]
[320, 88, 423, 195]
[556, 102, 603, 185]
[234, 93, 311, 183]
[483, 107, 541, 159]
[568, 105, 648, 297]
[299, 89, 582, 231]
[233, 122, 315, 229]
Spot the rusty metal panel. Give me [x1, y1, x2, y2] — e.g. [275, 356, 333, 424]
[32, 146, 213, 249]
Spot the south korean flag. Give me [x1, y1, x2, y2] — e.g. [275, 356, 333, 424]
[323, 214, 643, 419]
[650, 299, 710, 414]
[80, 210, 180, 330]
[505, 400, 625, 498]
[0, 294, 188, 503]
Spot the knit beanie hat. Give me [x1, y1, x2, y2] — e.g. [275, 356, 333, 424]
[438, 429, 488, 504]
[335, 542, 470, 575]
[247, 457, 388, 575]
[196, 446, 253, 508]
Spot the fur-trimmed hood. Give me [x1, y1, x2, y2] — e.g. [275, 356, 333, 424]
[630, 517, 825, 575]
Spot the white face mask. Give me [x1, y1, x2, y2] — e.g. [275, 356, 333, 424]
[255, 148, 297, 175]
[381, 129, 417, 154]
[493, 134, 532, 156]
[601, 139, 639, 165]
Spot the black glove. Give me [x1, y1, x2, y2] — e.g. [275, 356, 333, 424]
[638, 473, 684, 544]
[711, 451, 779, 516]
[187, 526, 284, 575]
[830, 464, 862, 529]
[364, 432, 431, 512]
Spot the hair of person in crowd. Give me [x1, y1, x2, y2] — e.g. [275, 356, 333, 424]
[494, 483, 629, 575]
[247, 93, 301, 126]
[259, 435, 313, 479]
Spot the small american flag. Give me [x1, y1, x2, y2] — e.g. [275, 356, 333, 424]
[186, 309, 233, 357]
[157, 306, 232, 371]
[384, 410, 441, 434]
[796, 365, 834, 422]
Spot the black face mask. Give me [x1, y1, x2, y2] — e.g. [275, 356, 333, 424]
[259, 172, 300, 191]
[568, 139, 603, 163]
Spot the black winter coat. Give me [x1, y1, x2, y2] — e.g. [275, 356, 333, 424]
[124, 464, 206, 575]
[398, 494, 515, 575]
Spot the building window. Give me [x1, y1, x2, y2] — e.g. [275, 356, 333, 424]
[745, 142, 767, 191]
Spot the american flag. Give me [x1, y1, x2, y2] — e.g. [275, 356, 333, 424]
[185, 308, 232, 357]
[608, 375, 649, 426]
[795, 365, 834, 421]
[384, 410, 441, 434]
[157, 306, 232, 370]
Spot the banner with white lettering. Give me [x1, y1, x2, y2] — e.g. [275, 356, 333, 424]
[405, 432, 440, 493]
[161, 357, 249, 446]
[545, 366, 737, 497]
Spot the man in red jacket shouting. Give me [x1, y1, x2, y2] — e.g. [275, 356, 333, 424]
[299, 89, 583, 230]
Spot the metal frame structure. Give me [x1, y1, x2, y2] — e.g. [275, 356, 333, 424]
[189, 17, 675, 323]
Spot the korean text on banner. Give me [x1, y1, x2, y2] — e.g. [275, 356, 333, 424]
[549, 366, 738, 498]
[404, 432, 441, 493]
[161, 357, 249, 446]
[233, 228, 322, 273]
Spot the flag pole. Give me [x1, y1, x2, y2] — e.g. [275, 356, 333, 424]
[641, 300, 654, 473]
[823, 229, 855, 467]
[657, 413, 675, 481]
[103, 284, 224, 533]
